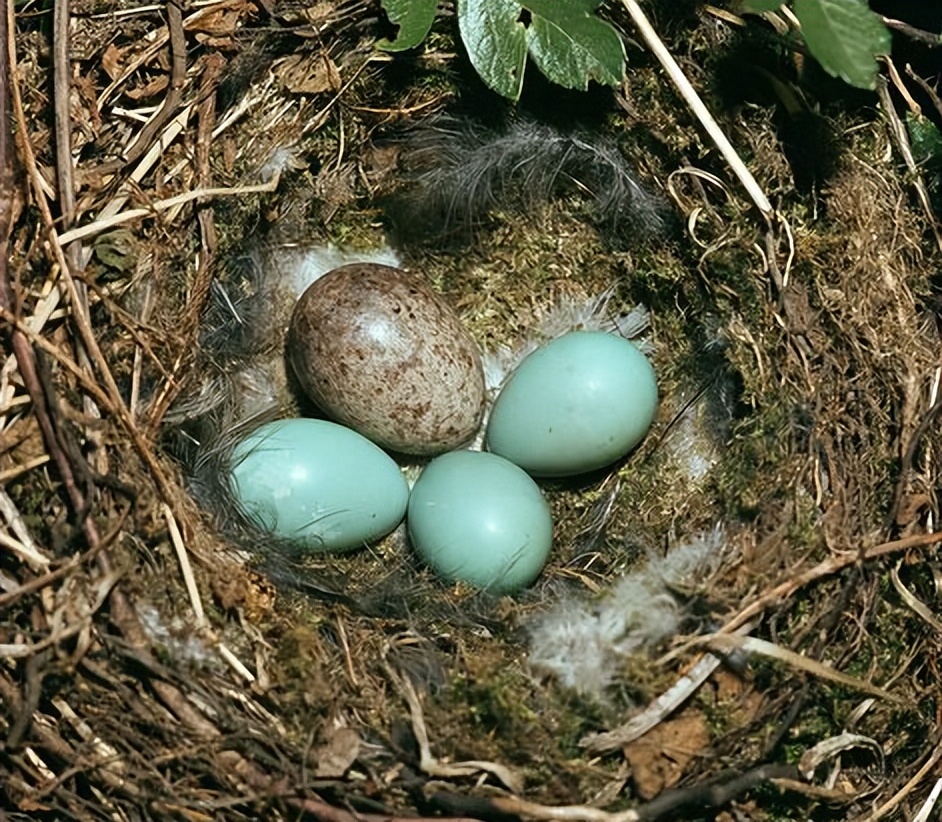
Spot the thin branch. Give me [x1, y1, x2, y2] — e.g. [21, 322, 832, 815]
[620, 0, 773, 219]
[431, 764, 802, 822]
[721, 530, 942, 635]
[881, 16, 942, 47]
[146, 52, 225, 431]
[53, 0, 77, 245]
[849, 735, 942, 822]
[877, 67, 942, 254]
[582, 531, 942, 752]
[115, 0, 187, 170]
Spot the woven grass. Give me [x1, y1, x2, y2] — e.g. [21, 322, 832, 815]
[3, 2, 942, 820]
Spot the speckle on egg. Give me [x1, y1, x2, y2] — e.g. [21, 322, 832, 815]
[287, 263, 486, 455]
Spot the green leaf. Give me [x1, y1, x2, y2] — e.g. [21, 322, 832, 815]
[522, 0, 625, 90]
[906, 112, 942, 167]
[376, 0, 439, 51]
[740, 0, 785, 11]
[458, 0, 527, 100]
[793, 0, 891, 90]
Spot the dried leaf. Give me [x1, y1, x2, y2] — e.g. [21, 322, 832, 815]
[125, 74, 170, 101]
[189, 7, 242, 36]
[798, 732, 883, 781]
[276, 53, 342, 94]
[315, 727, 362, 778]
[101, 43, 123, 80]
[623, 711, 710, 800]
[301, 2, 336, 25]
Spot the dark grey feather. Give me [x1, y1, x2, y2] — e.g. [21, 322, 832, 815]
[385, 117, 669, 248]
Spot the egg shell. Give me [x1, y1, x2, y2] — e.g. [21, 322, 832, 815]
[407, 451, 553, 594]
[229, 418, 409, 553]
[486, 331, 658, 477]
[286, 263, 486, 456]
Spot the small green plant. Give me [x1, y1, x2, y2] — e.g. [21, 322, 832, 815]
[741, 0, 891, 90]
[377, 0, 625, 100]
[377, 0, 894, 100]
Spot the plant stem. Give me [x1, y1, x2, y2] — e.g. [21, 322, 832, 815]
[620, 0, 774, 220]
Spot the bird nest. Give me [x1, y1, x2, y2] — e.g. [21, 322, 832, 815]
[3, 1, 942, 820]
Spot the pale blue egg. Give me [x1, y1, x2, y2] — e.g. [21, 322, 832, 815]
[229, 419, 409, 553]
[486, 331, 657, 477]
[408, 451, 553, 593]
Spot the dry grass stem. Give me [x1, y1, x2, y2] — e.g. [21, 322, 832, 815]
[912, 777, 942, 822]
[620, 0, 773, 218]
[850, 738, 942, 822]
[58, 175, 282, 246]
[391, 661, 525, 794]
[163, 501, 206, 627]
[703, 634, 903, 704]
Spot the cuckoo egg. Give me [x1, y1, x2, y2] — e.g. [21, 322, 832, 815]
[286, 263, 486, 455]
[229, 418, 409, 553]
[407, 451, 553, 594]
[486, 331, 658, 477]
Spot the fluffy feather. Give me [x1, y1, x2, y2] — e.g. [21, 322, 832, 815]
[385, 117, 669, 248]
[528, 526, 728, 698]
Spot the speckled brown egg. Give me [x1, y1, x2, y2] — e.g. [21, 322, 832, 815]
[286, 263, 486, 455]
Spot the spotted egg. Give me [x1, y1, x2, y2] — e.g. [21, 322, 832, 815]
[287, 263, 486, 455]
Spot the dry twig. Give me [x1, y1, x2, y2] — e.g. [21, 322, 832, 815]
[583, 531, 942, 752]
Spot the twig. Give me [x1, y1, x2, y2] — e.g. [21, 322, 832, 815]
[849, 735, 942, 822]
[79, 104, 192, 269]
[0, 669, 142, 799]
[432, 763, 802, 822]
[389, 660, 524, 793]
[110, 0, 187, 172]
[890, 560, 942, 634]
[0, 548, 97, 608]
[0, 304, 123, 411]
[580, 636, 743, 753]
[8, 26, 191, 511]
[583, 531, 942, 753]
[0, 0, 21, 419]
[54, 0, 110, 488]
[162, 502, 255, 683]
[877, 67, 942, 254]
[53, 0, 77, 244]
[906, 64, 942, 124]
[57, 175, 281, 245]
[721, 530, 942, 635]
[912, 777, 942, 822]
[146, 52, 225, 431]
[430, 791, 642, 822]
[0, 487, 50, 570]
[0, 453, 51, 482]
[620, 0, 773, 220]
[163, 502, 205, 626]
[294, 796, 482, 822]
[702, 633, 903, 704]
[0, 569, 122, 658]
[96, 0, 244, 110]
[0, 532, 49, 572]
[881, 16, 942, 47]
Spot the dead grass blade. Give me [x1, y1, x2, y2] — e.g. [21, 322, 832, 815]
[703, 633, 903, 704]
